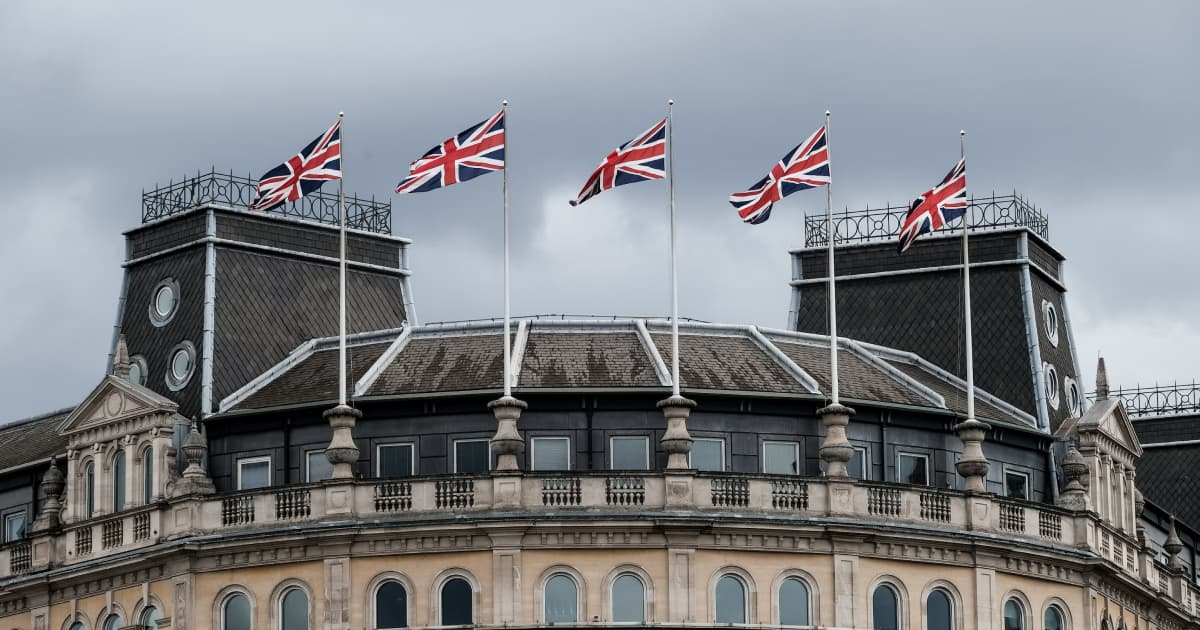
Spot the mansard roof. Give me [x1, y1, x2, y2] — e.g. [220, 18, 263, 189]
[0, 407, 72, 473]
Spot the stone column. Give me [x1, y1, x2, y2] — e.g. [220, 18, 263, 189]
[1124, 468, 1137, 536]
[1099, 454, 1112, 521]
[323, 405, 362, 480]
[955, 419, 991, 492]
[1056, 445, 1090, 511]
[818, 403, 855, 477]
[30, 458, 65, 533]
[489, 396, 527, 471]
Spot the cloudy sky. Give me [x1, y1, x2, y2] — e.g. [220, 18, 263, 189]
[1, 1, 1196, 421]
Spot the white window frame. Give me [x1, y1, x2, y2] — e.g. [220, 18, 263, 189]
[531, 436, 572, 471]
[305, 449, 332, 483]
[896, 452, 931, 486]
[689, 437, 726, 472]
[376, 443, 416, 478]
[453, 439, 491, 473]
[849, 445, 869, 480]
[762, 440, 800, 475]
[609, 436, 651, 470]
[4, 511, 25, 542]
[236, 456, 272, 490]
[1004, 468, 1031, 500]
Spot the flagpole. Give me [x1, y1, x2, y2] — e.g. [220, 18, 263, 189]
[825, 110, 839, 405]
[667, 100, 680, 398]
[960, 129, 974, 421]
[502, 100, 512, 399]
[337, 111, 347, 407]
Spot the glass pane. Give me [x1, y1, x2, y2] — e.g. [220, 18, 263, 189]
[172, 349, 192, 380]
[612, 574, 645, 623]
[691, 439, 724, 472]
[376, 581, 408, 629]
[155, 286, 175, 316]
[455, 441, 490, 473]
[1005, 473, 1028, 500]
[849, 448, 866, 479]
[113, 451, 126, 511]
[715, 575, 746, 624]
[1043, 606, 1062, 630]
[872, 585, 898, 630]
[86, 464, 95, 518]
[779, 578, 809, 626]
[104, 615, 124, 630]
[282, 589, 308, 630]
[224, 594, 251, 630]
[128, 361, 143, 385]
[379, 445, 413, 478]
[69, 623, 85, 630]
[240, 460, 270, 490]
[533, 438, 570, 471]
[143, 448, 154, 504]
[141, 606, 161, 630]
[5, 513, 25, 541]
[441, 578, 473, 625]
[611, 437, 649, 470]
[927, 589, 951, 630]
[307, 451, 333, 482]
[899, 454, 928, 485]
[545, 574, 578, 623]
[1003, 600, 1022, 630]
[764, 442, 799, 475]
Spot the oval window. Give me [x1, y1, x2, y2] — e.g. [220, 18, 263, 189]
[166, 342, 196, 391]
[149, 279, 180, 326]
[128, 355, 148, 386]
[1041, 299, 1060, 347]
[1064, 377, 1081, 416]
[1043, 363, 1060, 410]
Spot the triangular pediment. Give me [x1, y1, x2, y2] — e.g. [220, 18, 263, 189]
[59, 375, 179, 437]
[1075, 398, 1143, 458]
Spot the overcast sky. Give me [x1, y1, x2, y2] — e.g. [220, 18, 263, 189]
[1, 1, 1197, 422]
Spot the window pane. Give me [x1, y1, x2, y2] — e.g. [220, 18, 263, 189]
[849, 448, 866, 479]
[141, 606, 161, 630]
[764, 442, 799, 475]
[1043, 606, 1062, 630]
[612, 574, 645, 623]
[441, 578, 473, 625]
[611, 437, 649, 470]
[5, 513, 26, 541]
[307, 451, 333, 482]
[224, 594, 250, 630]
[104, 615, 124, 630]
[376, 581, 408, 629]
[143, 448, 154, 504]
[455, 441, 490, 473]
[872, 585, 898, 630]
[715, 575, 746, 624]
[691, 439, 724, 472]
[927, 589, 952, 630]
[70, 623, 86, 630]
[239, 460, 270, 490]
[1005, 473, 1028, 500]
[282, 589, 308, 630]
[379, 445, 414, 478]
[779, 577, 809, 626]
[545, 574, 578, 623]
[113, 451, 126, 511]
[86, 463, 95, 518]
[1003, 600, 1022, 630]
[898, 454, 928, 486]
[533, 438, 570, 471]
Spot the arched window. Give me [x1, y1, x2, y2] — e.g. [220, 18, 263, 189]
[927, 589, 952, 630]
[715, 575, 747, 624]
[142, 446, 154, 504]
[872, 584, 900, 630]
[779, 577, 810, 626]
[1043, 605, 1064, 630]
[375, 581, 408, 629]
[1003, 599, 1024, 630]
[281, 588, 308, 630]
[85, 462, 95, 519]
[441, 578, 473, 626]
[611, 573, 645, 623]
[112, 451, 126, 512]
[223, 593, 251, 630]
[140, 606, 161, 630]
[103, 614, 124, 630]
[545, 573, 579, 623]
[69, 622, 86, 630]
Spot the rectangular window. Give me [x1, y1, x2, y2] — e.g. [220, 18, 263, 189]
[897, 453, 930, 486]
[306, 449, 333, 483]
[849, 446, 868, 480]
[763, 441, 800, 475]
[377, 443, 415, 478]
[4, 512, 25, 542]
[237, 456, 271, 490]
[531, 437, 571, 471]
[690, 438, 725, 472]
[610, 436, 650, 470]
[1005, 470, 1030, 500]
[454, 439, 491, 473]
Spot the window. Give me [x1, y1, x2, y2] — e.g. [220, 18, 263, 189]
[69, 622, 86, 630]
[1043, 605, 1064, 630]
[898, 453, 930, 486]
[872, 584, 900, 630]
[128, 355, 148, 386]
[610, 436, 650, 470]
[281, 588, 308, 630]
[611, 573, 645, 623]
[306, 450, 333, 482]
[103, 614, 124, 630]
[715, 575, 747, 624]
[1005, 471, 1030, 500]
[690, 438, 725, 472]
[1043, 363, 1060, 410]
[4, 512, 25, 542]
[142, 446, 154, 504]
[544, 573, 579, 623]
[1064, 377, 1081, 416]
[113, 450, 127, 511]
[140, 606, 162, 630]
[927, 589, 952, 630]
[763, 441, 799, 475]
[1003, 599, 1023, 630]
[849, 446, 868, 480]
[223, 593, 251, 630]
[375, 581, 408, 629]
[532, 437, 571, 471]
[85, 462, 95, 518]
[166, 341, 197, 391]
[237, 457, 271, 490]
[779, 577, 810, 626]
[149, 279, 179, 327]
[454, 439, 490, 473]
[441, 578, 473, 625]
[377, 444, 414, 478]
[1041, 300, 1059, 347]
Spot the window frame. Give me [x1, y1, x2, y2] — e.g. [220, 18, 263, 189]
[870, 581, 903, 630]
[896, 451, 931, 487]
[543, 572, 581, 624]
[376, 443, 416, 478]
[305, 449, 333, 483]
[112, 450, 127, 512]
[141, 445, 154, 505]
[714, 573, 749, 625]
[278, 586, 310, 630]
[609, 572, 648, 624]
[774, 573, 814, 627]
[1002, 597, 1025, 630]
[925, 587, 955, 630]
[689, 437, 726, 472]
[531, 436, 572, 472]
[85, 461, 95, 519]
[762, 440, 801, 475]
[236, 456, 272, 490]
[438, 576, 476, 626]
[849, 445, 869, 480]
[609, 436, 651, 471]
[453, 438, 491, 474]
[1003, 468, 1031, 500]
[373, 579, 410, 630]
[218, 589, 253, 630]
[4, 511, 26, 542]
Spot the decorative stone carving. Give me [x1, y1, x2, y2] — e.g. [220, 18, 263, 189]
[30, 458, 65, 533]
[955, 419, 991, 492]
[1134, 488, 1146, 546]
[818, 403, 855, 477]
[1057, 444, 1090, 510]
[112, 334, 130, 379]
[1165, 515, 1184, 573]
[1095, 356, 1109, 401]
[489, 396, 527, 471]
[168, 420, 214, 497]
[323, 405, 362, 479]
[658, 395, 696, 470]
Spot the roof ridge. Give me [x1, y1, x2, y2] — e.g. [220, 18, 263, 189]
[0, 405, 76, 432]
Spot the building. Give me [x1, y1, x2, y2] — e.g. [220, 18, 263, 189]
[0, 172, 1197, 630]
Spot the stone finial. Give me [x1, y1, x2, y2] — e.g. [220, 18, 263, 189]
[169, 418, 215, 497]
[488, 396, 527, 471]
[1095, 356, 1109, 401]
[1165, 515, 1185, 573]
[323, 404, 362, 480]
[30, 457, 65, 533]
[955, 419, 991, 492]
[112, 334, 130, 379]
[658, 395, 696, 470]
[818, 403, 855, 478]
[1057, 443, 1090, 510]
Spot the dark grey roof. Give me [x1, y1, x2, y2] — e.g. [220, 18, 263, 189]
[519, 332, 661, 389]
[886, 360, 1027, 426]
[1135, 444, 1200, 531]
[0, 408, 72, 472]
[650, 332, 804, 395]
[1133, 414, 1200, 444]
[237, 341, 392, 410]
[367, 332, 509, 395]
[769, 340, 930, 407]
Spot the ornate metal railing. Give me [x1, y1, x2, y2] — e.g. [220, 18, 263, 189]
[1090, 383, 1200, 418]
[804, 193, 1048, 247]
[141, 169, 392, 234]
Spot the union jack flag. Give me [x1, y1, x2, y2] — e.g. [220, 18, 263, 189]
[728, 125, 829, 225]
[396, 110, 505, 193]
[569, 119, 666, 207]
[249, 119, 342, 212]
[897, 158, 967, 254]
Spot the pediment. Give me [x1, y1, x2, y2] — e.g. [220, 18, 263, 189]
[58, 375, 179, 437]
[1074, 398, 1143, 458]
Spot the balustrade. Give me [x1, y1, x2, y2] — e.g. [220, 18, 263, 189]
[374, 481, 412, 512]
[542, 477, 582, 506]
[711, 477, 749, 508]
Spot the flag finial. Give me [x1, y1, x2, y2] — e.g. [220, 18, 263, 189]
[668, 99, 674, 106]
[502, 99, 508, 106]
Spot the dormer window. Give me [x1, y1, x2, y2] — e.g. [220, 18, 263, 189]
[128, 355, 148, 386]
[166, 341, 197, 391]
[149, 279, 180, 327]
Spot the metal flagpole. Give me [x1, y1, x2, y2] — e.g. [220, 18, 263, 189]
[960, 130, 974, 421]
[667, 100, 680, 398]
[337, 112, 348, 407]
[503, 100, 512, 399]
[825, 110, 839, 405]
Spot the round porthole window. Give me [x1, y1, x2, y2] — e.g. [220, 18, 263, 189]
[128, 355, 148, 386]
[1064, 376, 1081, 416]
[1043, 362, 1060, 410]
[1041, 299, 1060, 347]
[165, 341, 196, 391]
[149, 279, 180, 327]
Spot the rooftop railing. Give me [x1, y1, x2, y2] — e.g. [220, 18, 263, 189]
[1091, 383, 1200, 418]
[141, 169, 392, 234]
[804, 193, 1049, 248]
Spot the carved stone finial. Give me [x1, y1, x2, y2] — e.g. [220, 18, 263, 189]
[323, 404, 362, 479]
[1165, 515, 1185, 573]
[488, 396, 527, 471]
[955, 419, 992, 492]
[112, 334, 130, 379]
[169, 418, 214, 497]
[30, 457, 65, 533]
[1057, 443, 1090, 510]
[818, 403, 855, 478]
[1095, 356, 1109, 401]
[658, 395, 696, 470]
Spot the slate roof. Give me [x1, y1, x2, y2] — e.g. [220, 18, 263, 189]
[0, 407, 72, 472]
[1133, 414, 1200, 531]
[237, 341, 392, 410]
[519, 332, 660, 389]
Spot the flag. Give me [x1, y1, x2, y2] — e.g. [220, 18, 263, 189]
[569, 119, 666, 206]
[249, 119, 342, 212]
[897, 158, 967, 254]
[395, 110, 505, 193]
[728, 125, 830, 224]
